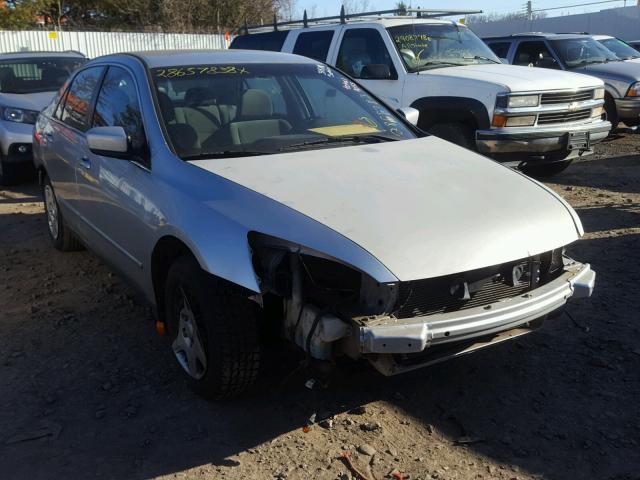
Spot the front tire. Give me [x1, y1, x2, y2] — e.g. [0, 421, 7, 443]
[0, 157, 18, 186]
[427, 122, 476, 150]
[164, 256, 261, 400]
[520, 160, 573, 178]
[42, 175, 83, 251]
[604, 95, 619, 131]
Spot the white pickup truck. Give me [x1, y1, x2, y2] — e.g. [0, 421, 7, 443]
[231, 8, 611, 176]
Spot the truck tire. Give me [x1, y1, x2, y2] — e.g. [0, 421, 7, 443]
[43, 175, 83, 251]
[164, 255, 261, 400]
[521, 160, 573, 178]
[427, 122, 476, 150]
[604, 95, 619, 131]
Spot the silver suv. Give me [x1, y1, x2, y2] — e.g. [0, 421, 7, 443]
[0, 51, 86, 185]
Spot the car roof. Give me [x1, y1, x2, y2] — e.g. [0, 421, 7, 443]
[0, 50, 85, 60]
[103, 49, 320, 68]
[484, 33, 592, 41]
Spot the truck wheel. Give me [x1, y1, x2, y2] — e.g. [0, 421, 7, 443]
[427, 123, 476, 150]
[164, 255, 261, 400]
[43, 175, 83, 251]
[521, 160, 573, 178]
[604, 95, 619, 131]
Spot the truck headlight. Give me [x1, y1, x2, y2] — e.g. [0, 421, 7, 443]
[506, 95, 540, 108]
[593, 87, 605, 100]
[626, 82, 639, 97]
[591, 106, 604, 118]
[2, 107, 39, 124]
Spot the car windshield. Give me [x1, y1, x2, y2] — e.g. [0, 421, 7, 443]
[550, 38, 620, 67]
[151, 63, 416, 159]
[387, 23, 501, 72]
[0, 57, 86, 94]
[597, 37, 640, 60]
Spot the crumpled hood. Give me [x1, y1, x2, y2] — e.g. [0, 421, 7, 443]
[192, 136, 581, 281]
[0, 91, 56, 112]
[420, 63, 602, 92]
[571, 60, 640, 82]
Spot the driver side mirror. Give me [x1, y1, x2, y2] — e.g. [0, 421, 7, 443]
[86, 126, 129, 157]
[396, 107, 420, 127]
[360, 64, 392, 80]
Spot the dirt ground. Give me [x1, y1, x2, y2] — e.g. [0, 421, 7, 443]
[1, 131, 639, 480]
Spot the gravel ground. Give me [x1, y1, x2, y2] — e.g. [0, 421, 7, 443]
[1, 132, 639, 480]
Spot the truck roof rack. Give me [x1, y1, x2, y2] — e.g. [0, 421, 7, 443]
[240, 6, 482, 34]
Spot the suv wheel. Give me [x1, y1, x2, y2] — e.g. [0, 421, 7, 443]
[164, 256, 261, 400]
[604, 95, 619, 131]
[427, 123, 476, 150]
[0, 155, 18, 186]
[520, 160, 573, 178]
[43, 175, 83, 251]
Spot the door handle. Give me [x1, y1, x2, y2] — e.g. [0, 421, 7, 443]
[80, 157, 91, 169]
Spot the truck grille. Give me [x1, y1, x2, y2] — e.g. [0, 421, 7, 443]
[540, 90, 594, 105]
[537, 108, 592, 125]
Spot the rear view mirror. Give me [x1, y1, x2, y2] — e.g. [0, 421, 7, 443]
[87, 126, 128, 157]
[397, 107, 420, 127]
[360, 64, 392, 80]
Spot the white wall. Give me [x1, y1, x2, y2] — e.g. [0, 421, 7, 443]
[469, 6, 640, 40]
[0, 30, 229, 58]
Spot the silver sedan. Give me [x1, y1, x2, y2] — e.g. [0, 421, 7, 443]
[33, 50, 594, 399]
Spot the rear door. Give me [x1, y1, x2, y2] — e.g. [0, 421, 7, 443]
[328, 25, 405, 109]
[48, 65, 105, 224]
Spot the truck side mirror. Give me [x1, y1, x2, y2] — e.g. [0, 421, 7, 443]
[396, 107, 420, 127]
[360, 64, 392, 80]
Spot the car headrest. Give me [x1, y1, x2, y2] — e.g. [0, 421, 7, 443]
[185, 87, 216, 107]
[156, 91, 175, 122]
[240, 89, 272, 118]
[42, 67, 68, 84]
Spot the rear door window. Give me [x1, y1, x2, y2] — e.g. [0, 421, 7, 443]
[293, 31, 335, 61]
[60, 66, 104, 131]
[230, 31, 289, 51]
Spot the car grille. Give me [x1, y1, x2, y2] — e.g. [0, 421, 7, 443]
[540, 90, 594, 105]
[394, 260, 533, 319]
[537, 108, 592, 125]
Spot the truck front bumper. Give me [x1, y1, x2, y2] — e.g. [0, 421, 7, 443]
[615, 97, 640, 124]
[475, 120, 611, 157]
[358, 260, 595, 376]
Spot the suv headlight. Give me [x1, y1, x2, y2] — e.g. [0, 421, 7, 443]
[626, 82, 639, 97]
[593, 87, 605, 100]
[2, 107, 39, 124]
[497, 94, 540, 108]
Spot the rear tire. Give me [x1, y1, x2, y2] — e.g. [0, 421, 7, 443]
[164, 255, 261, 400]
[520, 160, 573, 178]
[427, 122, 476, 150]
[0, 158, 18, 186]
[42, 175, 83, 251]
[604, 95, 619, 131]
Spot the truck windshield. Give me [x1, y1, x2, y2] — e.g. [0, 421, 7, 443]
[151, 63, 416, 160]
[0, 57, 86, 94]
[550, 38, 620, 67]
[597, 37, 640, 60]
[387, 23, 501, 72]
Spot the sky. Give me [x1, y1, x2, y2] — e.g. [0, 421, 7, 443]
[294, 0, 635, 19]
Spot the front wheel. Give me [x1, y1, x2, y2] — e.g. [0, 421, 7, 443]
[164, 256, 261, 400]
[520, 160, 573, 178]
[604, 95, 619, 131]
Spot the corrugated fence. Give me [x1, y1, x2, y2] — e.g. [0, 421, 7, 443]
[0, 30, 229, 58]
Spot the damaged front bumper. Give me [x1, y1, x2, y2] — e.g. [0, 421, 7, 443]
[353, 260, 594, 375]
